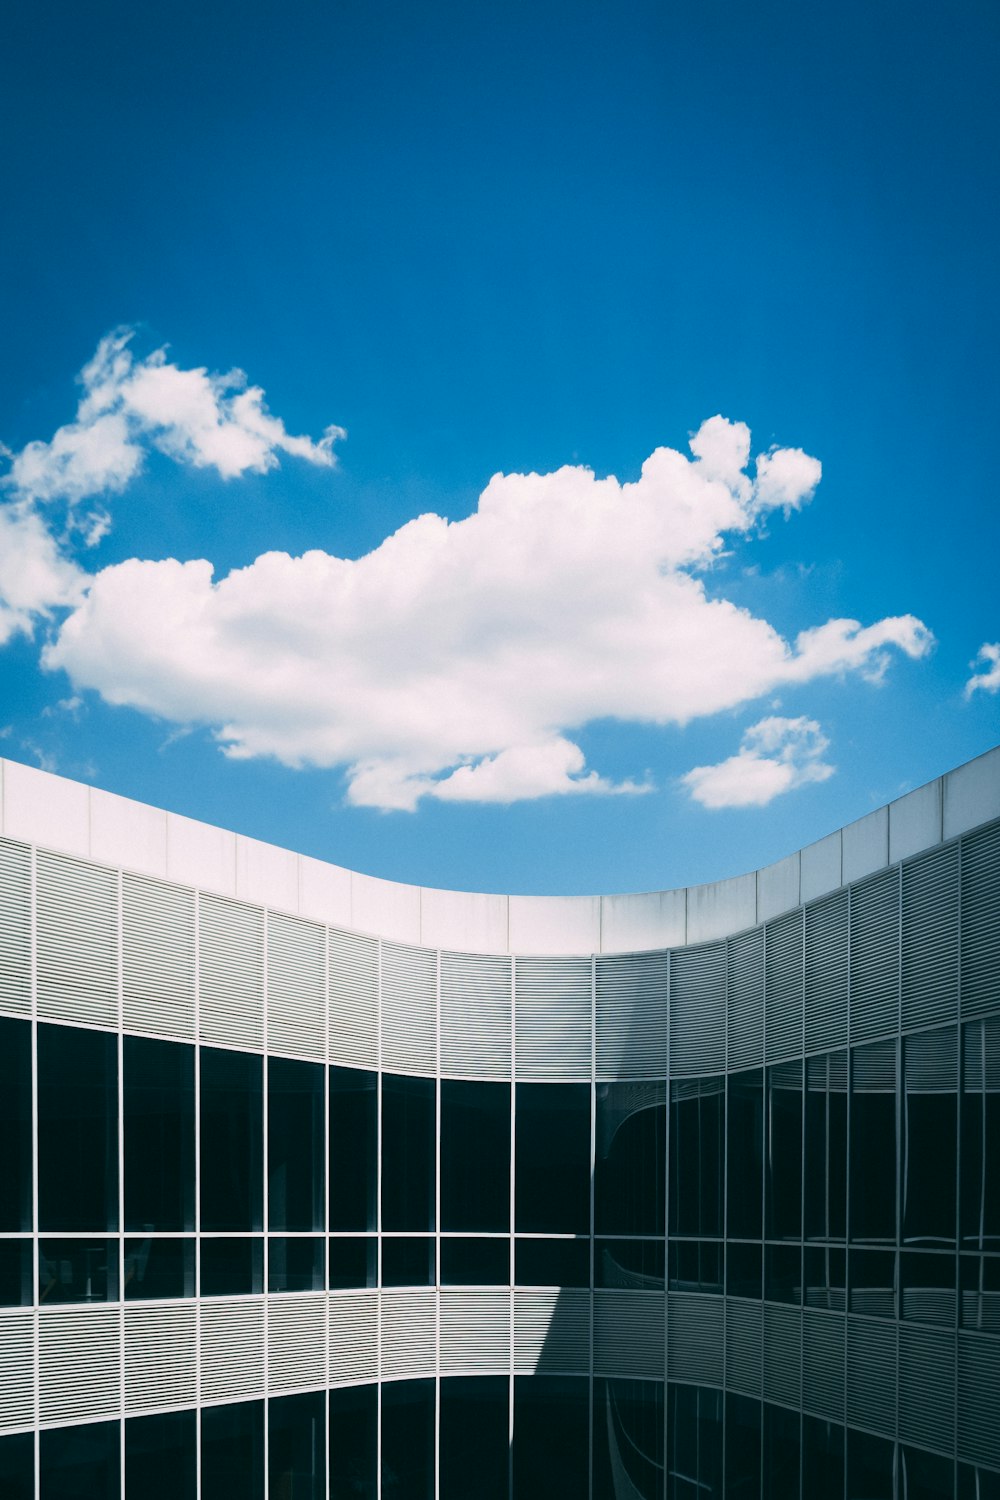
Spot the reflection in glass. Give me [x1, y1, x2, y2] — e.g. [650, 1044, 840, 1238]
[766, 1062, 802, 1242]
[725, 1392, 761, 1500]
[382, 1378, 435, 1500]
[329, 1237, 376, 1290]
[40, 1419, 119, 1500]
[668, 1383, 722, 1498]
[903, 1029, 956, 1246]
[513, 1376, 589, 1499]
[669, 1078, 722, 1239]
[595, 1239, 664, 1289]
[803, 1246, 845, 1311]
[381, 1236, 435, 1287]
[269, 1390, 325, 1500]
[200, 1048, 263, 1232]
[849, 1249, 896, 1318]
[268, 1236, 324, 1293]
[39, 1239, 118, 1304]
[597, 1081, 665, 1236]
[440, 1237, 509, 1286]
[594, 1378, 663, 1500]
[846, 1428, 894, 1500]
[0, 1240, 31, 1307]
[959, 1252, 1000, 1333]
[515, 1083, 590, 1234]
[38, 1023, 118, 1233]
[850, 1041, 896, 1244]
[515, 1237, 590, 1288]
[763, 1402, 799, 1500]
[728, 1242, 762, 1300]
[900, 1250, 955, 1326]
[0, 1431, 33, 1500]
[765, 1243, 800, 1305]
[804, 1052, 847, 1242]
[441, 1081, 510, 1232]
[200, 1237, 263, 1297]
[961, 1019, 1000, 1252]
[802, 1416, 843, 1500]
[668, 1239, 723, 1295]
[124, 1238, 194, 1300]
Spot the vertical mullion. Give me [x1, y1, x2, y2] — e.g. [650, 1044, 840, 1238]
[117, 869, 125, 1500]
[194, 890, 202, 1500]
[30, 844, 39, 1500]
[664, 944, 672, 1499]
[262, 909, 270, 1500]
[323, 919, 331, 1500]
[376, 938, 383, 1500]
[588, 952, 596, 1500]
[434, 948, 441, 1500]
[509, 955, 516, 1500]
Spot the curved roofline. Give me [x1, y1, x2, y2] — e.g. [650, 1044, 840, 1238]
[1, 746, 998, 956]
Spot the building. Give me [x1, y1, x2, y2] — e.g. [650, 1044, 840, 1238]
[0, 747, 998, 1499]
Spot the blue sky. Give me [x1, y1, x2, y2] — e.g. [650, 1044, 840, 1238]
[0, 0, 997, 895]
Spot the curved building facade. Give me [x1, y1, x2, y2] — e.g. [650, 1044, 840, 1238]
[0, 748, 998, 1499]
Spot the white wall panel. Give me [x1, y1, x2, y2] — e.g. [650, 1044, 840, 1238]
[90, 788, 168, 878]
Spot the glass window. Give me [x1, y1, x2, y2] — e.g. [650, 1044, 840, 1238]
[515, 1083, 590, 1234]
[901, 1250, 955, 1326]
[39, 1239, 118, 1305]
[381, 1236, 435, 1287]
[38, 1023, 118, 1233]
[200, 1237, 263, 1297]
[329, 1236, 376, 1290]
[0, 1432, 33, 1500]
[802, 1416, 844, 1500]
[903, 1029, 957, 1246]
[724, 1392, 761, 1500]
[440, 1237, 509, 1286]
[124, 1035, 194, 1233]
[440, 1376, 509, 1500]
[515, 1237, 589, 1288]
[728, 1070, 764, 1241]
[201, 1400, 263, 1500]
[329, 1384, 376, 1499]
[846, 1429, 894, 1500]
[597, 1081, 665, 1236]
[269, 1391, 325, 1500]
[594, 1239, 663, 1290]
[329, 1067, 377, 1232]
[382, 1379, 435, 1500]
[767, 1063, 802, 1241]
[441, 1081, 510, 1233]
[668, 1384, 722, 1499]
[763, 1402, 800, 1500]
[803, 1246, 845, 1311]
[125, 1410, 196, 1500]
[804, 1053, 847, 1242]
[382, 1074, 435, 1232]
[850, 1041, 897, 1244]
[959, 1252, 1000, 1333]
[124, 1238, 194, 1300]
[513, 1376, 589, 1500]
[765, 1244, 801, 1305]
[0, 1017, 32, 1232]
[961, 1019, 1000, 1252]
[728, 1242, 762, 1300]
[268, 1236, 324, 1293]
[200, 1048, 262, 1232]
[669, 1078, 722, 1238]
[593, 1378, 663, 1500]
[0, 1240, 31, 1307]
[849, 1249, 896, 1318]
[40, 1419, 119, 1500]
[901, 1446, 955, 1499]
[268, 1056, 324, 1232]
[668, 1239, 723, 1296]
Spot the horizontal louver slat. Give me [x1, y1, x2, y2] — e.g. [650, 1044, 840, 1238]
[850, 869, 899, 1043]
[328, 929, 378, 1069]
[595, 952, 668, 1080]
[727, 928, 764, 1071]
[0, 1311, 34, 1430]
[199, 1298, 265, 1402]
[801, 1309, 845, 1421]
[381, 942, 436, 1075]
[439, 952, 512, 1079]
[439, 1291, 510, 1372]
[267, 911, 326, 1060]
[593, 1291, 664, 1379]
[328, 1292, 378, 1383]
[513, 1290, 590, 1373]
[762, 1303, 801, 1408]
[0, 838, 31, 1015]
[123, 872, 195, 1040]
[765, 911, 803, 1063]
[125, 1302, 197, 1412]
[670, 944, 725, 1077]
[268, 1294, 326, 1391]
[901, 844, 959, 1031]
[380, 1288, 437, 1379]
[846, 1317, 896, 1436]
[36, 850, 118, 1027]
[961, 822, 1000, 1019]
[198, 893, 264, 1051]
[725, 1297, 762, 1397]
[957, 1332, 1000, 1469]
[667, 1293, 724, 1387]
[805, 890, 848, 1053]
[39, 1305, 120, 1423]
[898, 1323, 954, 1454]
[514, 957, 592, 1079]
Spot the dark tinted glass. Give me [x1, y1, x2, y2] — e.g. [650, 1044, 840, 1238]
[269, 1391, 325, 1500]
[724, 1392, 761, 1500]
[268, 1236, 324, 1293]
[850, 1041, 896, 1244]
[200, 1237, 263, 1296]
[38, 1023, 118, 1232]
[802, 1416, 844, 1500]
[268, 1056, 324, 1232]
[440, 1376, 509, 1500]
[667, 1384, 722, 1499]
[0, 1240, 31, 1306]
[329, 1236, 376, 1290]
[805, 1053, 847, 1241]
[0, 1017, 32, 1231]
[329, 1384, 376, 1499]
[668, 1239, 723, 1295]
[597, 1082, 665, 1236]
[123, 1036, 194, 1233]
[767, 1064, 802, 1241]
[595, 1238, 663, 1289]
[513, 1376, 589, 1500]
[961, 1019, 1000, 1251]
[124, 1238, 194, 1300]
[515, 1083, 590, 1234]
[728, 1242, 762, 1300]
[125, 1410, 196, 1500]
[201, 1400, 263, 1500]
[670, 1079, 723, 1238]
[903, 1030, 957, 1245]
[765, 1244, 801, 1304]
[846, 1428, 894, 1500]
[960, 1252, 1000, 1333]
[381, 1236, 435, 1287]
[382, 1379, 435, 1500]
[901, 1250, 955, 1325]
[329, 1067, 377, 1232]
[40, 1419, 119, 1500]
[440, 1237, 509, 1285]
[0, 1432, 33, 1500]
[902, 1446, 955, 1500]
[728, 1070, 763, 1240]
[39, 1239, 118, 1304]
[515, 1237, 590, 1287]
[763, 1402, 800, 1499]
[803, 1246, 845, 1310]
[200, 1048, 262, 1232]
[382, 1074, 435, 1232]
[441, 1081, 510, 1232]
[593, 1379, 663, 1500]
[849, 1248, 896, 1318]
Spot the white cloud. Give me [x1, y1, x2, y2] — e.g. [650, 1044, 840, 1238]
[965, 642, 1000, 698]
[681, 716, 835, 809]
[0, 504, 85, 645]
[43, 415, 933, 810]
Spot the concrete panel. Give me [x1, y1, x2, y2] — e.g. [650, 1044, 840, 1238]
[889, 778, 942, 864]
[686, 872, 756, 944]
[508, 894, 601, 956]
[2, 758, 90, 857]
[800, 830, 841, 903]
[419, 885, 509, 954]
[165, 812, 237, 896]
[297, 854, 352, 929]
[756, 852, 801, 924]
[90, 787, 168, 877]
[599, 888, 686, 953]
[235, 835, 299, 913]
[351, 870, 421, 945]
[842, 806, 889, 885]
[943, 745, 1000, 840]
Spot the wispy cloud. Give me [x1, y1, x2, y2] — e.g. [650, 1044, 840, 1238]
[680, 716, 836, 809]
[964, 642, 1000, 698]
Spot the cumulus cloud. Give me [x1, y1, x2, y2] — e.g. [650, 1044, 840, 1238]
[42, 415, 932, 810]
[0, 504, 85, 645]
[965, 642, 1000, 698]
[681, 717, 835, 809]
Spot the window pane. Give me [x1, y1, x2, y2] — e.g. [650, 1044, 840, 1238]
[268, 1056, 324, 1232]
[38, 1023, 118, 1233]
[803, 1246, 845, 1311]
[39, 1239, 118, 1304]
[961, 1019, 1000, 1251]
[765, 1244, 801, 1305]
[201, 1400, 263, 1500]
[763, 1402, 799, 1500]
[767, 1063, 802, 1242]
[850, 1042, 896, 1244]
[329, 1236, 376, 1290]
[269, 1391, 325, 1500]
[124, 1035, 194, 1233]
[268, 1236, 324, 1293]
[0, 1017, 32, 1231]
[594, 1378, 663, 1500]
[441, 1081, 510, 1233]
[669, 1079, 722, 1238]
[124, 1238, 195, 1300]
[515, 1083, 590, 1234]
[846, 1429, 894, 1500]
[724, 1392, 761, 1500]
[667, 1384, 722, 1499]
[381, 1236, 435, 1287]
[805, 1053, 847, 1242]
[329, 1384, 376, 1499]
[0, 1432, 33, 1500]
[515, 1237, 590, 1287]
[668, 1239, 723, 1296]
[200, 1048, 262, 1232]
[440, 1376, 509, 1500]
[903, 1029, 956, 1245]
[595, 1239, 663, 1290]
[901, 1446, 955, 1500]
[0, 1240, 31, 1306]
[597, 1081, 665, 1236]
[728, 1242, 762, 1300]
[728, 1071, 763, 1241]
[802, 1416, 843, 1500]
[329, 1067, 377, 1232]
[849, 1249, 896, 1318]
[125, 1410, 196, 1500]
[901, 1250, 955, 1325]
[382, 1075, 435, 1232]
[513, 1376, 589, 1500]
[200, 1237, 263, 1297]
[382, 1378, 435, 1500]
[40, 1420, 119, 1500]
[440, 1237, 509, 1286]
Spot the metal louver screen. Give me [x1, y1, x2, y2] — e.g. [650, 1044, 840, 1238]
[727, 928, 764, 1071]
[267, 911, 326, 1060]
[958, 1332, 1000, 1469]
[380, 1288, 437, 1379]
[762, 1303, 801, 1408]
[328, 928, 378, 1069]
[846, 1316, 896, 1436]
[0, 1311, 34, 1430]
[595, 951, 668, 1080]
[960, 821, 1000, 1019]
[513, 1290, 590, 1373]
[268, 1294, 327, 1391]
[593, 1291, 664, 1379]
[439, 951, 512, 1078]
[36, 850, 118, 1027]
[904, 1026, 957, 1093]
[123, 872, 195, 1040]
[667, 1292, 724, 1387]
[198, 893, 264, 1051]
[381, 941, 437, 1075]
[801, 1309, 844, 1421]
[669, 943, 725, 1077]
[725, 1298, 762, 1396]
[898, 1323, 954, 1454]
[439, 1291, 510, 1372]
[964, 1015, 1000, 1091]
[901, 843, 959, 1031]
[804, 889, 848, 1053]
[765, 909, 803, 1062]
[0, 838, 31, 1015]
[514, 957, 592, 1079]
[849, 868, 900, 1043]
[328, 1291, 378, 1383]
[124, 1302, 197, 1412]
[39, 1305, 120, 1424]
[199, 1297, 265, 1402]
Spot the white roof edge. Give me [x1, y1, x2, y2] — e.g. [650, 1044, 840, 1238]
[1, 745, 998, 957]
